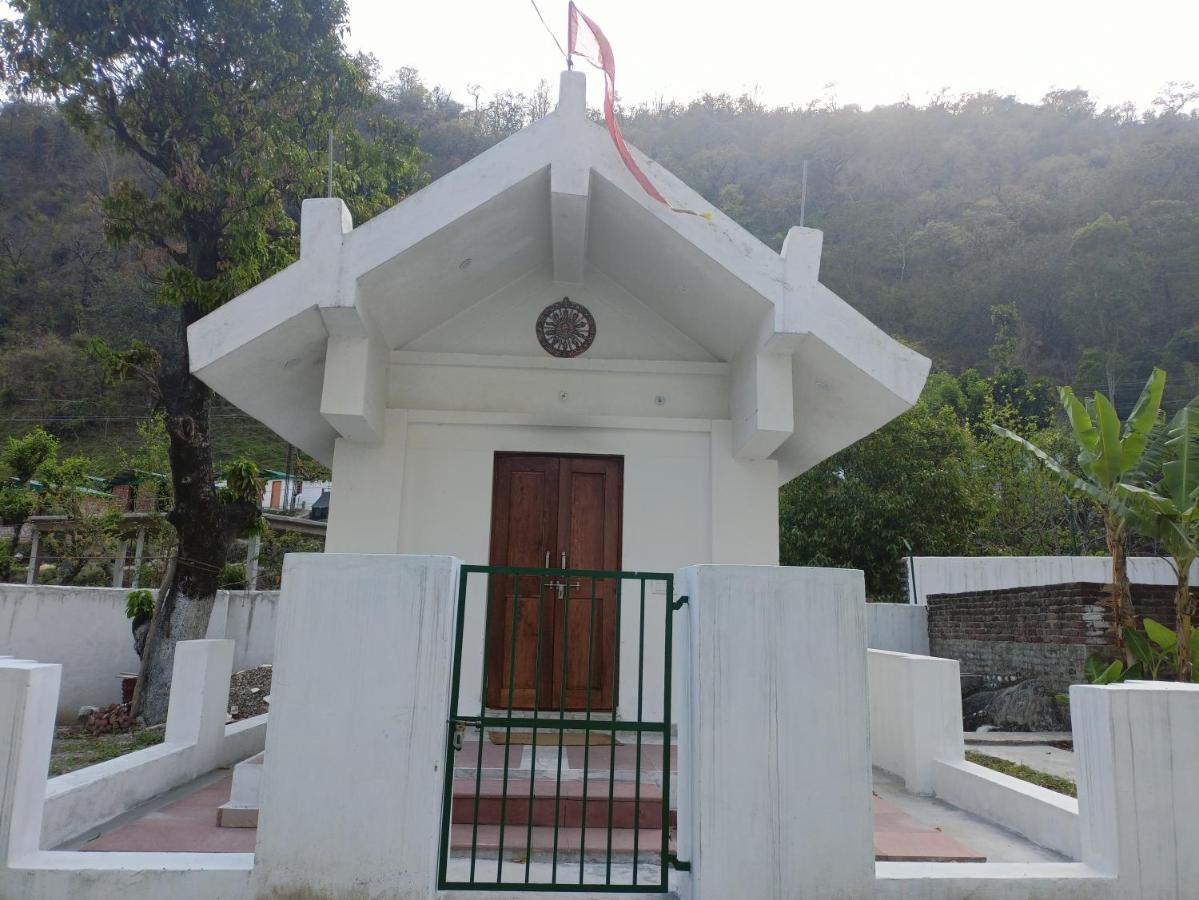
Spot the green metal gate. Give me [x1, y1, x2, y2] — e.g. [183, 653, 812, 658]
[437, 564, 680, 891]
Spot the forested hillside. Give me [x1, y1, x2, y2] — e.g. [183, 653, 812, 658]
[3, 72, 1198, 462]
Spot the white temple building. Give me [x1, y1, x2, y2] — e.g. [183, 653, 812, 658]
[188, 70, 929, 716]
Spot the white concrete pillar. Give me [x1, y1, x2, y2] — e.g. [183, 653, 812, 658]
[163, 639, 235, 766]
[678, 565, 874, 900]
[130, 527, 146, 588]
[0, 659, 60, 861]
[24, 529, 38, 585]
[244, 533, 261, 591]
[1073, 681, 1199, 896]
[111, 540, 128, 588]
[251, 554, 460, 899]
[867, 649, 963, 794]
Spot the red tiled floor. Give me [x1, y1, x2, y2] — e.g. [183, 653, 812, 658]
[872, 795, 986, 862]
[81, 775, 255, 853]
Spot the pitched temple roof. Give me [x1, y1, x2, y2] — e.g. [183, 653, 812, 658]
[187, 71, 929, 484]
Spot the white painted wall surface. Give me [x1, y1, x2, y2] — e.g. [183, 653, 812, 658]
[0, 585, 278, 721]
[866, 603, 929, 654]
[908, 555, 1193, 605]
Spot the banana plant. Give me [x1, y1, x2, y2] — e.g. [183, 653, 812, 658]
[992, 368, 1166, 650]
[1115, 397, 1199, 680]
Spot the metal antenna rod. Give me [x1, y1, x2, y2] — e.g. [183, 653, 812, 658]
[799, 158, 809, 227]
[327, 130, 334, 198]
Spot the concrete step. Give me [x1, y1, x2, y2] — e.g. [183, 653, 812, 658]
[450, 778, 674, 829]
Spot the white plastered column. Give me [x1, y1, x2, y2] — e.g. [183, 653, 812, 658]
[0, 659, 60, 863]
[251, 553, 460, 899]
[677, 565, 873, 899]
[866, 649, 963, 794]
[1073, 681, 1199, 896]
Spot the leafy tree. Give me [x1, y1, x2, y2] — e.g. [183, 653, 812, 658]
[0, 427, 57, 572]
[2, 1, 424, 722]
[780, 401, 985, 599]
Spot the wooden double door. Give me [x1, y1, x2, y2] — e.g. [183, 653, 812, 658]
[486, 453, 623, 711]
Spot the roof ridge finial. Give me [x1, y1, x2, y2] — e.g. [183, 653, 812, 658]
[557, 69, 587, 118]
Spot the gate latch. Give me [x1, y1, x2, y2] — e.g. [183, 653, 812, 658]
[671, 595, 690, 611]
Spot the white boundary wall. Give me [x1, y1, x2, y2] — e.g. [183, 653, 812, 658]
[866, 603, 929, 654]
[0, 584, 277, 720]
[0, 583, 930, 725]
[907, 555, 1192, 605]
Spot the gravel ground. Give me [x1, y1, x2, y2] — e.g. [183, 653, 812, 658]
[228, 664, 272, 719]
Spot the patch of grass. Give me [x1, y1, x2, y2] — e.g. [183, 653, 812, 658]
[49, 726, 166, 777]
[965, 750, 1077, 798]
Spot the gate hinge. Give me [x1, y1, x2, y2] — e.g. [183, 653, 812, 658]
[668, 853, 691, 872]
[671, 595, 689, 611]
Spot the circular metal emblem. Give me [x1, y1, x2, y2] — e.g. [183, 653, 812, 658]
[536, 297, 596, 358]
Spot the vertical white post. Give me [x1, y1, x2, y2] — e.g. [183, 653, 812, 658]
[679, 565, 874, 899]
[130, 527, 146, 588]
[867, 650, 963, 794]
[252, 554, 460, 898]
[0, 660, 60, 862]
[1073, 681, 1199, 895]
[244, 533, 261, 591]
[163, 639, 235, 769]
[111, 540, 128, 588]
[24, 529, 38, 585]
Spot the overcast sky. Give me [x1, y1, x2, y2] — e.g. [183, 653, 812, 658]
[347, 0, 1197, 112]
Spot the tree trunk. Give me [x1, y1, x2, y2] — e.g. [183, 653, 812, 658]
[1104, 511, 1133, 654]
[132, 299, 257, 725]
[1176, 562, 1195, 683]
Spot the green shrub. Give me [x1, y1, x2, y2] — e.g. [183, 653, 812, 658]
[220, 562, 247, 590]
[126, 589, 154, 620]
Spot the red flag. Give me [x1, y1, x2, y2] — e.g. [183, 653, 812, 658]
[568, 2, 708, 218]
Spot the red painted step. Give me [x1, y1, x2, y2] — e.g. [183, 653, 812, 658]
[451, 778, 676, 829]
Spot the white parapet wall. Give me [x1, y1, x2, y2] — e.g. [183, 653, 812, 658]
[40, 640, 268, 849]
[0, 583, 278, 720]
[906, 555, 1191, 605]
[870, 653, 1199, 897]
[0, 643, 261, 899]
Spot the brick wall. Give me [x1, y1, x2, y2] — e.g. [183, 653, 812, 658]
[927, 582, 1182, 693]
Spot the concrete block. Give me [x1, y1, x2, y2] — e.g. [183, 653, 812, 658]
[251, 554, 460, 899]
[679, 565, 873, 899]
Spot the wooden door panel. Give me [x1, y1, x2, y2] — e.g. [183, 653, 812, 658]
[554, 457, 622, 711]
[487, 456, 557, 709]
